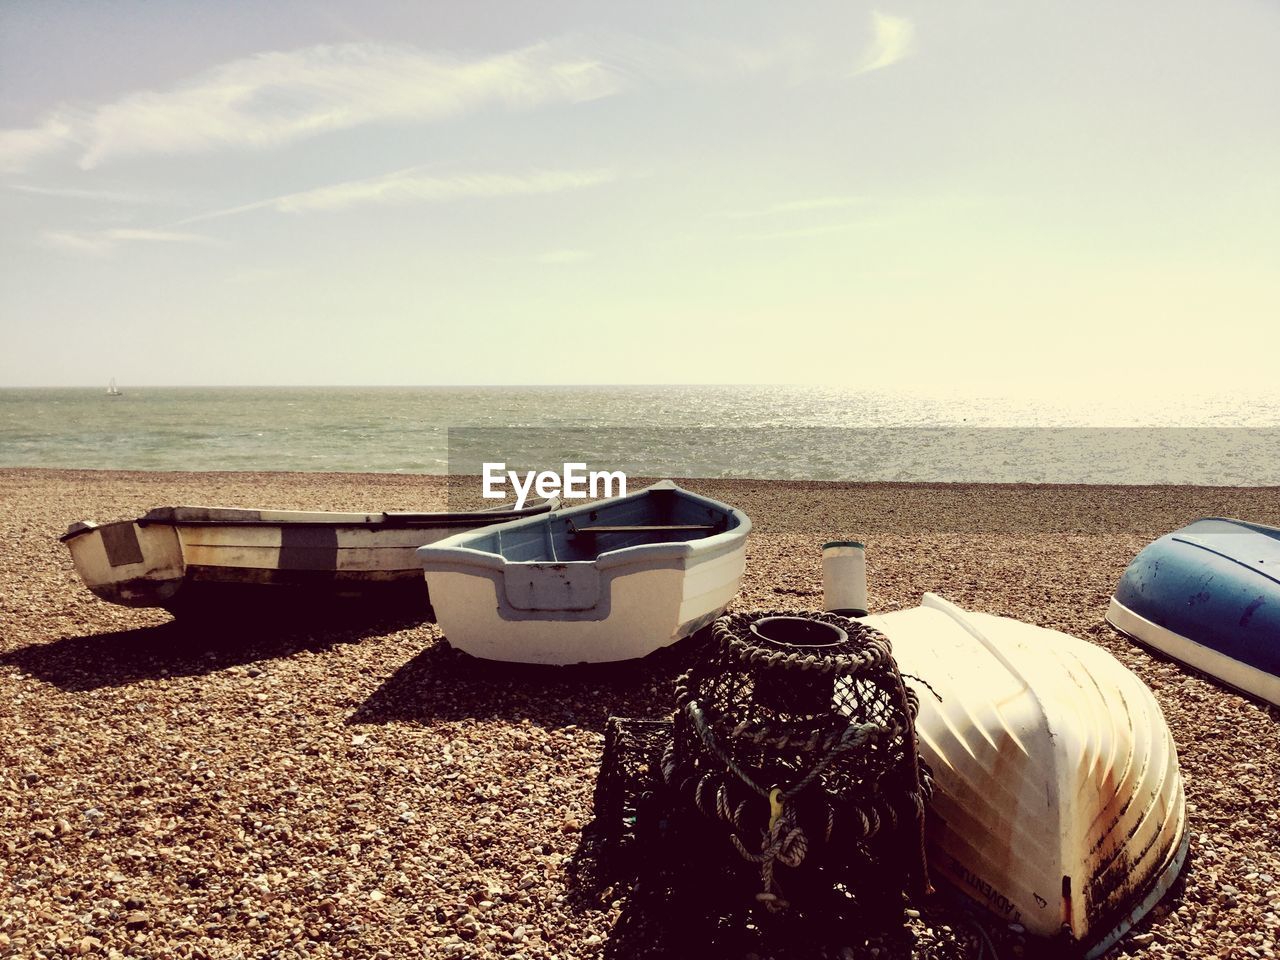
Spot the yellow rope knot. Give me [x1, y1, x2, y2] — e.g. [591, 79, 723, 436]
[746, 785, 808, 912]
[767, 785, 784, 832]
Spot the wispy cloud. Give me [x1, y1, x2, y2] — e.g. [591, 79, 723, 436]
[0, 41, 618, 172]
[0, 117, 77, 173]
[40, 227, 216, 256]
[10, 183, 167, 203]
[180, 166, 616, 222]
[853, 12, 915, 76]
[0, 33, 860, 175]
[109, 228, 214, 243]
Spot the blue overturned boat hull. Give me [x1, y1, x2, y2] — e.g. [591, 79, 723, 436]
[1107, 518, 1280, 707]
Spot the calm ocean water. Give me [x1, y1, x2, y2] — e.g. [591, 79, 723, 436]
[1, 386, 1278, 484]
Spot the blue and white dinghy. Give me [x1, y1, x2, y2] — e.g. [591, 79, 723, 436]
[417, 481, 751, 664]
[1108, 517, 1280, 707]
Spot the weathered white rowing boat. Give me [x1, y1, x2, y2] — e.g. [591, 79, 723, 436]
[860, 594, 1187, 957]
[62, 498, 558, 614]
[417, 480, 751, 664]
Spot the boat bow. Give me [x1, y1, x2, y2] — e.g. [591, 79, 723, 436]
[865, 594, 1187, 956]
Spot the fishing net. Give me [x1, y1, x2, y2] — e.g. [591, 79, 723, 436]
[592, 718, 672, 867]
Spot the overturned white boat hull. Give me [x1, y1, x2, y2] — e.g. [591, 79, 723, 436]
[861, 595, 1187, 956]
[418, 481, 750, 664]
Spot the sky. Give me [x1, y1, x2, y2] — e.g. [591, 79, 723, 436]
[0, 0, 1277, 390]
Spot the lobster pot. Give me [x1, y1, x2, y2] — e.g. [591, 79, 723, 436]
[663, 610, 932, 913]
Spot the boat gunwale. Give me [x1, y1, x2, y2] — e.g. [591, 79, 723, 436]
[1106, 595, 1280, 705]
[59, 497, 560, 542]
[416, 481, 751, 574]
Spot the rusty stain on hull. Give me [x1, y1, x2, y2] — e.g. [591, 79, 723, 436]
[88, 574, 184, 607]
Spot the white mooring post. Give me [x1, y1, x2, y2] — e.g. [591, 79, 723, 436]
[821, 540, 868, 617]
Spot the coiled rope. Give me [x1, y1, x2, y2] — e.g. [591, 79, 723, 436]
[668, 697, 887, 908]
[661, 610, 930, 911]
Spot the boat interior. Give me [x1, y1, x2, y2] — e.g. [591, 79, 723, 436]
[132, 499, 543, 528]
[464, 487, 740, 563]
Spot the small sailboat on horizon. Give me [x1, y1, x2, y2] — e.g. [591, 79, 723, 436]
[106, 378, 123, 397]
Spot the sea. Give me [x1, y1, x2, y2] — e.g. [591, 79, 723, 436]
[1, 385, 1279, 485]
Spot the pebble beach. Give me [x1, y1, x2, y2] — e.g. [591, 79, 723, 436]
[2, 467, 1278, 960]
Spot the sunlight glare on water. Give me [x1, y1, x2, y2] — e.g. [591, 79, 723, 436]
[1, 385, 1278, 483]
